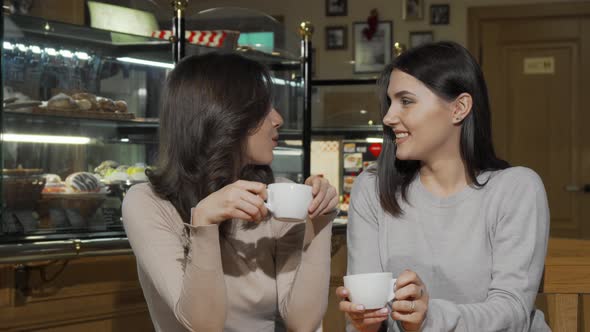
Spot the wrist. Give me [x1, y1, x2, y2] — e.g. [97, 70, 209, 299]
[191, 205, 212, 226]
[321, 207, 340, 216]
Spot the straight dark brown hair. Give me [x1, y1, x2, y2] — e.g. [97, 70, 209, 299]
[374, 41, 509, 217]
[147, 52, 275, 223]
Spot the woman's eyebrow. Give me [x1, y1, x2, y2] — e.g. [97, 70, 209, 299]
[393, 90, 416, 98]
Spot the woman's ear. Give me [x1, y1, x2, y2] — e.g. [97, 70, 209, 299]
[451, 93, 473, 124]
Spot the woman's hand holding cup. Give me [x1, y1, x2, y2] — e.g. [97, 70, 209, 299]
[304, 175, 338, 218]
[336, 286, 390, 332]
[391, 269, 429, 331]
[264, 176, 337, 222]
[192, 180, 268, 226]
[193, 175, 337, 226]
[336, 272, 397, 332]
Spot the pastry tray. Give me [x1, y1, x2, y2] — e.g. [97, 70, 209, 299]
[28, 106, 135, 120]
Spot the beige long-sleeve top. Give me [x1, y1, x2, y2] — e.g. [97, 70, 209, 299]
[122, 181, 335, 332]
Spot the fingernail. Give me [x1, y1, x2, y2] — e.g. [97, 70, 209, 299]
[379, 308, 389, 314]
[341, 289, 348, 295]
[355, 305, 364, 311]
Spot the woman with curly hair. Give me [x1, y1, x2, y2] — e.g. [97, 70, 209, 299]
[123, 52, 338, 331]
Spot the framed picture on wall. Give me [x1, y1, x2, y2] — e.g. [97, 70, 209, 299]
[326, 26, 347, 50]
[402, 0, 424, 20]
[409, 31, 434, 48]
[353, 21, 393, 73]
[326, 0, 347, 16]
[430, 4, 450, 25]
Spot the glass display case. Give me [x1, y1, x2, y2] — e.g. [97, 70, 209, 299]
[310, 79, 384, 226]
[184, 7, 307, 182]
[0, 3, 310, 262]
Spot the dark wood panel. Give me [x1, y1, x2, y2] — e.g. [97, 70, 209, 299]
[0, 255, 152, 331]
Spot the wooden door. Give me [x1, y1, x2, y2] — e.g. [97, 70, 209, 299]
[469, 3, 590, 239]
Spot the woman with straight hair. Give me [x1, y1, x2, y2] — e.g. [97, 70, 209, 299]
[123, 52, 338, 331]
[337, 41, 550, 331]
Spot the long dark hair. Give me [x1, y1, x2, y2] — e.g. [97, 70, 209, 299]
[148, 52, 275, 222]
[375, 41, 509, 216]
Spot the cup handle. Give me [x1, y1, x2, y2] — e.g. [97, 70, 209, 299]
[264, 202, 272, 212]
[264, 188, 272, 212]
[388, 278, 397, 302]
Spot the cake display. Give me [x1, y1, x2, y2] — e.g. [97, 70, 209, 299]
[42, 174, 68, 193]
[127, 165, 148, 182]
[65, 172, 101, 193]
[97, 97, 117, 112]
[94, 160, 119, 177]
[103, 169, 129, 183]
[93, 160, 150, 184]
[114, 100, 128, 113]
[72, 92, 98, 111]
[47, 93, 77, 111]
[31, 92, 135, 119]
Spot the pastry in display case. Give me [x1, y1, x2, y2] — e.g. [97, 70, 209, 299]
[0, 4, 311, 261]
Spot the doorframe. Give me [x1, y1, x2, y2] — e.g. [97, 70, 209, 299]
[467, 2, 590, 60]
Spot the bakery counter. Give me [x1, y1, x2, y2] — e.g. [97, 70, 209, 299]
[0, 233, 132, 264]
[0, 219, 348, 330]
[0, 254, 152, 331]
[0, 221, 348, 265]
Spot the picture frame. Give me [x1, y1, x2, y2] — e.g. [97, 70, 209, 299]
[430, 4, 450, 25]
[409, 31, 434, 48]
[402, 0, 424, 20]
[353, 21, 392, 73]
[326, 0, 347, 16]
[326, 26, 347, 50]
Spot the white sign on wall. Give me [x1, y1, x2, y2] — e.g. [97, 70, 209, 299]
[524, 57, 555, 75]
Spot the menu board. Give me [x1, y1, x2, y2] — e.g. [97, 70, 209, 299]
[341, 141, 382, 214]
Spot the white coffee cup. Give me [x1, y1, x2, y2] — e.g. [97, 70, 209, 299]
[343, 272, 396, 309]
[264, 183, 313, 222]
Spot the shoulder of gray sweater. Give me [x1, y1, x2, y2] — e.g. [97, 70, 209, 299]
[487, 166, 545, 193]
[353, 167, 379, 192]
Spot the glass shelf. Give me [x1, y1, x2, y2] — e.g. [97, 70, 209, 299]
[3, 110, 158, 143]
[0, 5, 308, 257]
[5, 14, 170, 62]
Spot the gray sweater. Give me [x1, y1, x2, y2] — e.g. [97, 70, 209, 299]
[347, 166, 551, 331]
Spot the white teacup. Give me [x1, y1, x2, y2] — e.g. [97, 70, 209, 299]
[264, 183, 313, 222]
[343, 272, 396, 309]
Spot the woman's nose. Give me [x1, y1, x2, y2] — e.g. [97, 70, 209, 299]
[382, 106, 399, 127]
[271, 108, 284, 128]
